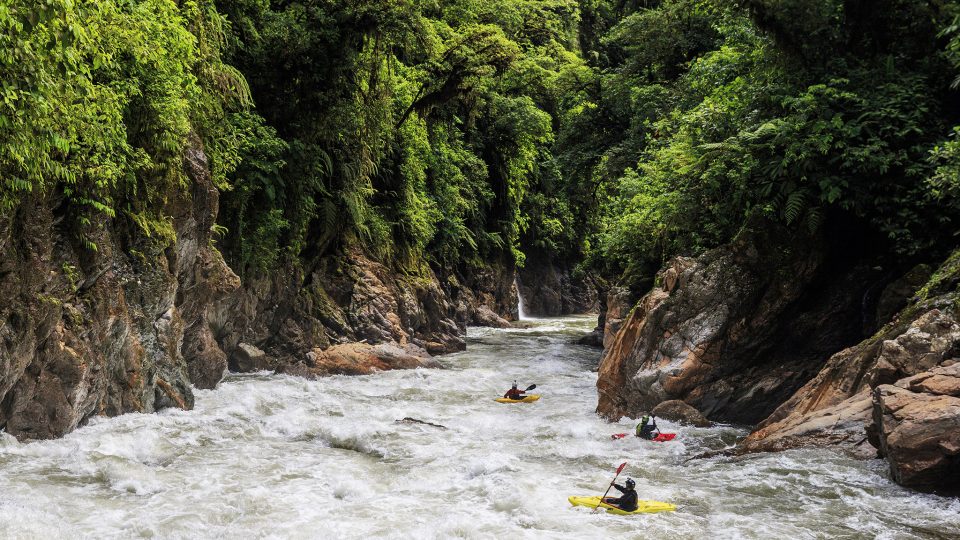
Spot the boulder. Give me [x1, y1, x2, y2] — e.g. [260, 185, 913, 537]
[872, 369, 960, 492]
[473, 305, 513, 329]
[229, 343, 272, 372]
[277, 341, 440, 378]
[743, 309, 960, 456]
[650, 400, 711, 427]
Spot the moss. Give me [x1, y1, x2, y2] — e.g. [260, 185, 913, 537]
[36, 293, 62, 308]
[916, 250, 960, 302]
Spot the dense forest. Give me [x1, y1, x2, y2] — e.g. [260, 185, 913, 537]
[3, 0, 959, 289]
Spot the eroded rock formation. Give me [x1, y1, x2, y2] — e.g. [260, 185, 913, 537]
[596, 222, 877, 424]
[871, 362, 960, 492]
[211, 253, 518, 376]
[0, 136, 236, 440]
[0, 135, 521, 441]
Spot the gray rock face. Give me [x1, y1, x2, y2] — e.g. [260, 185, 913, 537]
[0, 136, 235, 440]
[596, 223, 876, 424]
[517, 254, 597, 316]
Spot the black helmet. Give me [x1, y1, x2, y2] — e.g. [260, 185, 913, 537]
[625, 478, 636, 489]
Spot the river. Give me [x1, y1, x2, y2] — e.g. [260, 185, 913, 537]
[1, 316, 958, 539]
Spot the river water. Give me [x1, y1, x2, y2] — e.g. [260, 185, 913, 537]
[1, 316, 958, 539]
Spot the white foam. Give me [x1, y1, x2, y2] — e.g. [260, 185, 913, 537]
[0, 315, 957, 538]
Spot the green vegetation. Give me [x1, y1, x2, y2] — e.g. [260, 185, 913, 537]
[567, 0, 960, 283]
[3, 0, 959, 288]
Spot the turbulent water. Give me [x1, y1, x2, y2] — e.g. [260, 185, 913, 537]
[1, 317, 958, 539]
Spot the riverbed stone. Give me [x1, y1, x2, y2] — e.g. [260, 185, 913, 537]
[651, 400, 711, 427]
[872, 379, 960, 492]
[230, 343, 272, 372]
[278, 341, 440, 378]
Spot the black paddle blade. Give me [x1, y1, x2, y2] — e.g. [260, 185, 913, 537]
[525, 384, 537, 391]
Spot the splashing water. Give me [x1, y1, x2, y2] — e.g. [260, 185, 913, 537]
[0, 316, 957, 539]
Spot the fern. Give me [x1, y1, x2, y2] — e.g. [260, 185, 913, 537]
[782, 189, 806, 225]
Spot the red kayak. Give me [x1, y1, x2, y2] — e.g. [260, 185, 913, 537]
[611, 432, 677, 442]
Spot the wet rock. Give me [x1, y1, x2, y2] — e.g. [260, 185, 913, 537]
[651, 400, 711, 427]
[577, 329, 603, 347]
[230, 343, 272, 372]
[473, 305, 512, 328]
[0, 136, 230, 440]
[277, 341, 440, 378]
[596, 221, 878, 424]
[872, 370, 960, 492]
[745, 309, 960, 457]
[516, 253, 597, 316]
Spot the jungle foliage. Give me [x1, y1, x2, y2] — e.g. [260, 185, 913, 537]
[2, 0, 959, 286]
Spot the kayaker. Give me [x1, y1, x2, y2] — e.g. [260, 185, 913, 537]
[503, 381, 526, 400]
[636, 414, 658, 440]
[603, 478, 639, 512]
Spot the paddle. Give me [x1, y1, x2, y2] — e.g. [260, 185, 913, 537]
[594, 462, 627, 513]
[524, 384, 537, 392]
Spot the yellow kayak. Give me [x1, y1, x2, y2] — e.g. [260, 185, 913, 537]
[494, 394, 541, 403]
[568, 496, 676, 515]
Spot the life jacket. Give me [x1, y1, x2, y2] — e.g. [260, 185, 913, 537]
[635, 416, 650, 436]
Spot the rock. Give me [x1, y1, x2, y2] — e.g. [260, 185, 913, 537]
[0, 135, 232, 440]
[872, 380, 960, 493]
[473, 305, 512, 328]
[229, 343, 272, 372]
[650, 400, 711, 427]
[744, 309, 960, 457]
[277, 341, 440, 378]
[739, 390, 877, 458]
[601, 286, 642, 350]
[516, 252, 598, 316]
[596, 221, 879, 424]
[577, 329, 603, 347]
[875, 264, 932, 326]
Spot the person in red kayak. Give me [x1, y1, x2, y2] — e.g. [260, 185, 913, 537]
[636, 414, 659, 440]
[503, 381, 527, 400]
[603, 478, 639, 511]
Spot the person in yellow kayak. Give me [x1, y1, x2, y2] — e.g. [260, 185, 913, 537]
[603, 478, 638, 511]
[503, 381, 527, 400]
[636, 414, 659, 440]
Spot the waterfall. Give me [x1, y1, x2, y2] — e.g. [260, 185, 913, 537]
[515, 277, 529, 320]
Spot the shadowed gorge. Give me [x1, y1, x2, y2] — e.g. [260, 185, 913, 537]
[1, 0, 960, 534]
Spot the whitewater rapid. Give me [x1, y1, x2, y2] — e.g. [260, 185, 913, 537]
[1, 317, 958, 539]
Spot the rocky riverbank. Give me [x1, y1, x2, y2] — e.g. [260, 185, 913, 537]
[595, 220, 960, 493]
[0, 141, 520, 441]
